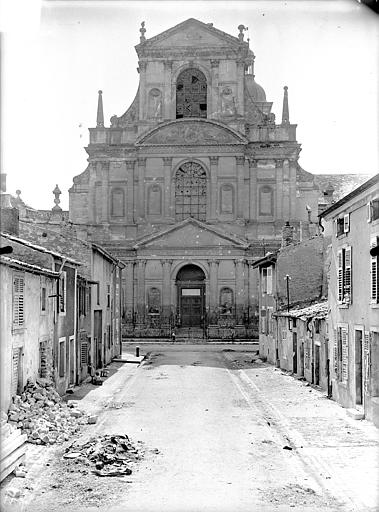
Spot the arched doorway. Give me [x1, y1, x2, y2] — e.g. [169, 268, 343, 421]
[176, 264, 205, 327]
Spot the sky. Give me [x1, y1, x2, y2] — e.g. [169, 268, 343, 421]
[0, 0, 378, 210]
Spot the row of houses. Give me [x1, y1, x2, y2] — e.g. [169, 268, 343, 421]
[254, 173, 379, 427]
[0, 190, 124, 412]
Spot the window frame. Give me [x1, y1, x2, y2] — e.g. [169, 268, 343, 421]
[12, 272, 25, 329]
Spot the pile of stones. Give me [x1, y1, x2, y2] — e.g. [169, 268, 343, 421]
[64, 434, 142, 477]
[7, 378, 89, 445]
[1, 410, 18, 441]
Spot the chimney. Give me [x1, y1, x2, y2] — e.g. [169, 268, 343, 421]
[281, 221, 294, 247]
[0, 173, 19, 236]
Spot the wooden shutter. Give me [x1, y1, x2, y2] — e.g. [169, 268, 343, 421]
[337, 250, 343, 303]
[341, 326, 349, 382]
[333, 328, 338, 375]
[11, 348, 21, 396]
[344, 246, 352, 304]
[343, 213, 350, 233]
[13, 274, 25, 326]
[267, 267, 273, 294]
[364, 331, 370, 394]
[371, 237, 378, 303]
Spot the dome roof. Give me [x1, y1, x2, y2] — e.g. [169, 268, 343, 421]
[245, 75, 266, 102]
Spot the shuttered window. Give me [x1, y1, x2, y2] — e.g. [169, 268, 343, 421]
[371, 236, 379, 304]
[13, 274, 25, 327]
[336, 325, 349, 382]
[59, 272, 66, 314]
[337, 246, 352, 305]
[367, 199, 379, 222]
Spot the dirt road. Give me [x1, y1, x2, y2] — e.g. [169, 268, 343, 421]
[1, 345, 378, 512]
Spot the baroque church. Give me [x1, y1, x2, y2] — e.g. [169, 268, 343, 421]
[69, 18, 320, 340]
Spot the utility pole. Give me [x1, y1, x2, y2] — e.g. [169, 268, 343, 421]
[284, 274, 291, 312]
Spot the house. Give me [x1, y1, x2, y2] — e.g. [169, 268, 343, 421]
[0, 231, 81, 401]
[320, 173, 379, 426]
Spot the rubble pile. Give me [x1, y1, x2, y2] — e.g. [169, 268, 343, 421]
[64, 434, 142, 477]
[1, 410, 17, 440]
[7, 378, 89, 445]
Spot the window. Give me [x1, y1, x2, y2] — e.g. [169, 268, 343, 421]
[261, 266, 273, 294]
[175, 162, 206, 221]
[337, 246, 352, 304]
[41, 287, 46, 312]
[96, 283, 100, 305]
[59, 338, 65, 377]
[335, 326, 348, 382]
[111, 188, 125, 217]
[371, 236, 379, 304]
[78, 282, 87, 316]
[367, 199, 379, 222]
[335, 214, 350, 236]
[176, 68, 207, 119]
[13, 273, 25, 327]
[59, 272, 67, 314]
[107, 284, 111, 308]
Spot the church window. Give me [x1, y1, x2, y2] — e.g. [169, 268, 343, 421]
[175, 162, 207, 221]
[259, 186, 274, 216]
[176, 68, 207, 119]
[111, 188, 125, 217]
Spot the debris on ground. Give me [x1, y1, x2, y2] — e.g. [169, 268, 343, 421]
[0, 410, 27, 482]
[6, 377, 91, 445]
[64, 434, 142, 477]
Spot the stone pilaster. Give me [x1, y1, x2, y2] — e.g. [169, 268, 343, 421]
[138, 61, 147, 120]
[163, 61, 173, 119]
[236, 155, 245, 219]
[137, 157, 146, 221]
[210, 59, 219, 118]
[125, 160, 135, 223]
[236, 60, 245, 116]
[101, 161, 109, 223]
[275, 159, 283, 220]
[235, 258, 246, 321]
[249, 159, 257, 221]
[289, 159, 297, 220]
[282, 159, 290, 220]
[124, 260, 135, 313]
[163, 157, 173, 218]
[137, 259, 146, 317]
[161, 259, 173, 316]
[209, 156, 218, 219]
[207, 259, 219, 312]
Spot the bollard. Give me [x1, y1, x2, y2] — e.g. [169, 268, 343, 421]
[136, 346, 140, 358]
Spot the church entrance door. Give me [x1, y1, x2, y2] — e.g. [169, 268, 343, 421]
[176, 265, 205, 328]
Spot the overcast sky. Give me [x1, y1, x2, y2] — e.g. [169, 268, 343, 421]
[1, 0, 378, 210]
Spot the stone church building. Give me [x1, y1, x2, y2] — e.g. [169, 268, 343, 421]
[69, 18, 320, 340]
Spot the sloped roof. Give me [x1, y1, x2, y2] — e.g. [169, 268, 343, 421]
[276, 301, 328, 320]
[0, 256, 60, 277]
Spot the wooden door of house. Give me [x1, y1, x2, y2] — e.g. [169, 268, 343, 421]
[94, 310, 103, 369]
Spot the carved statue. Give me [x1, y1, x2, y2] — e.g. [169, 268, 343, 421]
[148, 89, 162, 119]
[221, 87, 237, 116]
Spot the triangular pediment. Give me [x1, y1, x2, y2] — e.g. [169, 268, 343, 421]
[133, 218, 249, 250]
[135, 119, 247, 146]
[137, 18, 241, 50]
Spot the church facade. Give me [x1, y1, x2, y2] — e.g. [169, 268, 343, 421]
[69, 18, 319, 340]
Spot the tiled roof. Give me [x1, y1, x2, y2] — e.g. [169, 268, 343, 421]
[276, 301, 328, 320]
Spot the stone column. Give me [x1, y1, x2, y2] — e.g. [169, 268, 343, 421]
[125, 160, 135, 223]
[138, 61, 147, 120]
[210, 60, 219, 118]
[137, 157, 146, 221]
[163, 157, 173, 219]
[236, 155, 245, 219]
[209, 156, 218, 220]
[88, 162, 97, 223]
[163, 60, 173, 119]
[124, 260, 135, 319]
[235, 258, 246, 322]
[137, 259, 146, 318]
[275, 160, 283, 220]
[208, 260, 219, 313]
[249, 159, 257, 221]
[161, 259, 173, 317]
[101, 161, 110, 223]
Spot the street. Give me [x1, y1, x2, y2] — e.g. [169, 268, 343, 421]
[1, 344, 379, 512]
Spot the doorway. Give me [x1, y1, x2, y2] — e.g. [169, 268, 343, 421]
[355, 329, 363, 405]
[94, 310, 103, 369]
[314, 344, 320, 386]
[293, 332, 298, 374]
[176, 265, 205, 328]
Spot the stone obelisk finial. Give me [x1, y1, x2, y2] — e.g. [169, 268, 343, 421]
[281, 86, 290, 125]
[96, 90, 104, 127]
